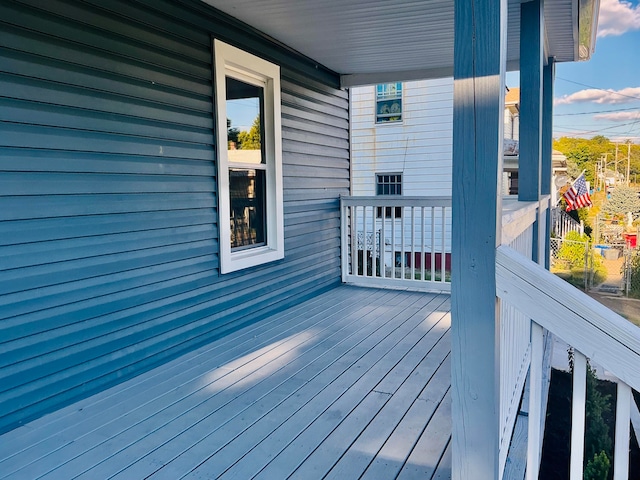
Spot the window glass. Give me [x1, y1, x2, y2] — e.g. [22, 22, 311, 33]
[376, 83, 403, 123]
[376, 173, 403, 218]
[229, 169, 266, 249]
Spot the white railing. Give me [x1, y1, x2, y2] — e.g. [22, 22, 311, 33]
[340, 196, 451, 292]
[552, 206, 583, 238]
[496, 245, 640, 480]
[498, 198, 547, 475]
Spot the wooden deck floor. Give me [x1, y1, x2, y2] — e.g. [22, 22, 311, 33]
[0, 286, 452, 480]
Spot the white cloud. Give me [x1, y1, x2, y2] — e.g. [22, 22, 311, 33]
[593, 111, 640, 121]
[598, 0, 640, 37]
[555, 87, 640, 105]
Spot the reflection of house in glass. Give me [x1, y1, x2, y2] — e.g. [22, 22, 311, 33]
[229, 148, 266, 249]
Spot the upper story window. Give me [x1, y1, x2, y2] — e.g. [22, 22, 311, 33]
[375, 83, 403, 124]
[376, 173, 402, 218]
[214, 40, 284, 274]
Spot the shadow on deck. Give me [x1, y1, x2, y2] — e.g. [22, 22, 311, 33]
[0, 286, 452, 479]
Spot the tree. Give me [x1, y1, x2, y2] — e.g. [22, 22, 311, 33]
[601, 185, 640, 218]
[227, 118, 240, 146]
[237, 115, 261, 150]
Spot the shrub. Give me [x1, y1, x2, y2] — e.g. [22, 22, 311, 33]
[557, 231, 590, 269]
[584, 451, 611, 480]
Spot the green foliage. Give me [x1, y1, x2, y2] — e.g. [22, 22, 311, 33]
[553, 137, 640, 186]
[626, 252, 640, 299]
[584, 451, 611, 480]
[236, 115, 261, 150]
[557, 231, 590, 268]
[585, 363, 612, 462]
[602, 185, 640, 218]
[227, 118, 240, 146]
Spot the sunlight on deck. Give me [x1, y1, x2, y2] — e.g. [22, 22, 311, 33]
[0, 286, 452, 480]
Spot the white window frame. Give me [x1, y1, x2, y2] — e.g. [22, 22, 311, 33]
[214, 39, 284, 274]
[375, 83, 403, 124]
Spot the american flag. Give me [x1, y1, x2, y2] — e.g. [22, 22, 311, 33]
[563, 174, 592, 212]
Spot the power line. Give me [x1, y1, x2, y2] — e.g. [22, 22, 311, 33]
[556, 76, 640, 102]
[554, 106, 640, 117]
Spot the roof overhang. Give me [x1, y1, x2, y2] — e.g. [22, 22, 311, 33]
[199, 0, 600, 87]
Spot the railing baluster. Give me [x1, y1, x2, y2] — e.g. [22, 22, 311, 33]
[411, 206, 415, 281]
[381, 204, 386, 279]
[570, 351, 587, 480]
[371, 205, 377, 278]
[421, 206, 426, 282]
[401, 206, 406, 279]
[391, 205, 396, 279]
[431, 206, 436, 283]
[614, 381, 631, 479]
[341, 199, 348, 281]
[351, 205, 357, 276]
[441, 206, 446, 283]
[527, 322, 544, 480]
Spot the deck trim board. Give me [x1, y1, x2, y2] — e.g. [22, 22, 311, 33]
[0, 286, 453, 480]
[9, 288, 406, 479]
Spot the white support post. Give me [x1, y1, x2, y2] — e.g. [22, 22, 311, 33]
[341, 197, 349, 282]
[526, 322, 544, 480]
[570, 351, 587, 480]
[613, 381, 631, 480]
[451, 0, 506, 478]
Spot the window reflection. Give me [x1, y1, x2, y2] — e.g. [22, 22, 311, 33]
[229, 169, 266, 249]
[226, 75, 267, 250]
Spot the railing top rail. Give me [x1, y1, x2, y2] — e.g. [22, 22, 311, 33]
[497, 244, 640, 391]
[340, 195, 452, 208]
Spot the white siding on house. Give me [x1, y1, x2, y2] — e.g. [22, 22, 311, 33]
[351, 78, 454, 197]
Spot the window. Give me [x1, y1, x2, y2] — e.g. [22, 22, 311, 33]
[376, 173, 402, 195]
[214, 40, 284, 273]
[375, 83, 403, 124]
[376, 173, 402, 218]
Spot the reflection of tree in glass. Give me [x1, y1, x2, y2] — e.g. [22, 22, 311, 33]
[227, 118, 240, 147]
[237, 115, 261, 150]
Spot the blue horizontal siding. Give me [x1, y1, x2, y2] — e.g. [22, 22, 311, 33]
[0, 0, 347, 433]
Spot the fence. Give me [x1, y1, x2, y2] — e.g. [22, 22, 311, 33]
[550, 237, 597, 291]
[623, 247, 640, 298]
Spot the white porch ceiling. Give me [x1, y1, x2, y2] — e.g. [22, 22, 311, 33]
[200, 0, 585, 86]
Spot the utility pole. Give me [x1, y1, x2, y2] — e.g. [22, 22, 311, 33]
[627, 141, 632, 186]
[615, 142, 619, 184]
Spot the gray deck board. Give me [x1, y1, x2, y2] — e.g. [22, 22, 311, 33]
[0, 285, 452, 480]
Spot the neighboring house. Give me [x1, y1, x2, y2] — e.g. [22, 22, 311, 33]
[350, 82, 519, 271]
[504, 87, 520, 141]
[3, 2, 632, 480]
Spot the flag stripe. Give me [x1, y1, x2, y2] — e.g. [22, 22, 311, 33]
[563, 174, 592, 212]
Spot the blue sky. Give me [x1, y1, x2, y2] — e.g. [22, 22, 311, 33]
[509, 0, 640, 142]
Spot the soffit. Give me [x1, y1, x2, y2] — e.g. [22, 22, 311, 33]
[200, 0, 580, 85]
